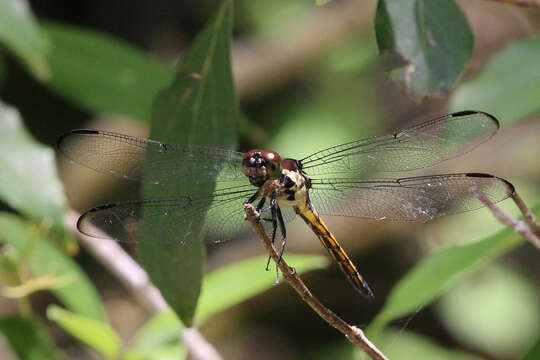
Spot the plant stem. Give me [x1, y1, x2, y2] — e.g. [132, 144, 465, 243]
[243, 203, 388, 360]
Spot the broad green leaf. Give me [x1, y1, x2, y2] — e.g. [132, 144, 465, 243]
[41, 21, 174, 122]
[522, 335, 540, 360]
[196, 254, 329, 323]
[129, 309, 184, 351]
[124, 344, 186, 360]
[375, 328, 483, 360]
[0, 213, 106, 321]
[139, 0, 238, 326]
[0, 316, 59, 360]
[375, 0, 473, 100]
[449, 34, 540, 125]
[438, 264, 540, 357]
[367, 202, 540, 337]
[47, 305, 121, 360]
[0, 101, 68, 240]
[0, 0, 49, 80]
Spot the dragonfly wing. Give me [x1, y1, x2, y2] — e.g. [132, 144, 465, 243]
[300, 111, 499, 177]
[77, 184, 298, 244]
[309, 174, 514, 222]
[77, 184, 257, 244]
[57, 129, 246, 185]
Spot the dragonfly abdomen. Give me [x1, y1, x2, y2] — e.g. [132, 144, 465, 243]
[295, 203, 374, 298]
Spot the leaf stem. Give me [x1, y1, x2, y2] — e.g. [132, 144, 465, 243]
[243, 203, 388, 360]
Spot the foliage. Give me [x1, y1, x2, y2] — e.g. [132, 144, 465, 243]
[0, 0, 539, 359]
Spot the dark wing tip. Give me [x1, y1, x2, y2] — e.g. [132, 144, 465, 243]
[451, 110, 500, 130]
[466, 172, 515, 196]
[57, 129, 100, 151]
[76, 202, 119, 238]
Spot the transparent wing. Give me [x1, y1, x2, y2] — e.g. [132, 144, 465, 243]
[57, 129, 246, 185]
[309, 173, 514, 222]
[77, 184, 297, 244]
[300, 111, 499, 176]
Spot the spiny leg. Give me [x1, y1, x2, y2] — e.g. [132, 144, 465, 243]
[245, 190, 260, 205]
[256, 197, 266, 212]
[265, 194, 279, 271]
[276, 205, 287, 264]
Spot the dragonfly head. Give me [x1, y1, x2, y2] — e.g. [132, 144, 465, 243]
[242, 149, 282, 187]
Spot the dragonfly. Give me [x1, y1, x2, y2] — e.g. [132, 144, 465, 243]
[57, 110, 514, 297]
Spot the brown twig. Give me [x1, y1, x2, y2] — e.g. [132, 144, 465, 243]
[65, 210, 223, 360]
[470, 188, 540, 250]
[483, 0, 540, 7]
[243, 204, 388, 360]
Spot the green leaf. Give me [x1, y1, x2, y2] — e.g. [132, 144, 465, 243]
[375, 0, 473, 100]
[522, 335, 540, 360]
[124, 344, 186, 360]
[0, 316, 59, 360]
[377, 328, 483, 360]
[0, 0, 49, 80]
[196, 254, 329, 323]
[438, 264, 540, 357]
[449, 34, 540, 125]
[367, 202, 540, 337]
[139, 0, 238, 326]
[47, 305, 121, 360]
[41, 21, 174, 122]
[0, 213, 106, 321]
[0, 101, 68, 240]
[129, 309, 184, 351]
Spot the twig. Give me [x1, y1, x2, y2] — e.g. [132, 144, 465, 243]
[243, 204, 388, 360]
[511, 191, 540, 237]
[470, 188, 540, 250]
[482, 0, 540, 7]
[65, 210, 223, 360]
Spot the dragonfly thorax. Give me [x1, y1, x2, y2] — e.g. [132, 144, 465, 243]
[242, 149, 282, 187]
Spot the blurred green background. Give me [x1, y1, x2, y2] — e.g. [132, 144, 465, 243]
[0, 0, 540, 359]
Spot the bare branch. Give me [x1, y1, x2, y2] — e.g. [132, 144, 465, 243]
[482, 0, 540, 7]
[243, 204, 388, 360]
[470, 188, 540, 250]
[65, 210, 223, 360]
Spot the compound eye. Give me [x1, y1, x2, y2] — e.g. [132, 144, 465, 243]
[249, 157, 256, 166]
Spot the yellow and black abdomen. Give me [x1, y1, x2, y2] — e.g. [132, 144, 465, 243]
[296, 203, 374, 298]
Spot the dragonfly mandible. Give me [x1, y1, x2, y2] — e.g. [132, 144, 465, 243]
[57, 110, 514, 297]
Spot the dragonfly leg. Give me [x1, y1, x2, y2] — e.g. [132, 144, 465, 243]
[265, 195, 279, 272]
[255, 197, 266, 212]
[245, 190, 260, 205]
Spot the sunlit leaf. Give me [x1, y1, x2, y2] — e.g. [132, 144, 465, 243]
[41, 21, 173, 122]
[375, 0, 473, 100]
[449, 34, 540, 125]
[196, 254, 329, 323]
[367, 202, 540, 337]
[0, 0, 49, 80]
[0, 213, 106, 320]
[139, 0, 238, 326]
[129, 309, 184, 351]
[376, 328, 483, 360]
[0, 101, 68, 240]
[47, 305, 121, 360]
[438, 264, 540, 357]
[0, 316, 59, 360]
